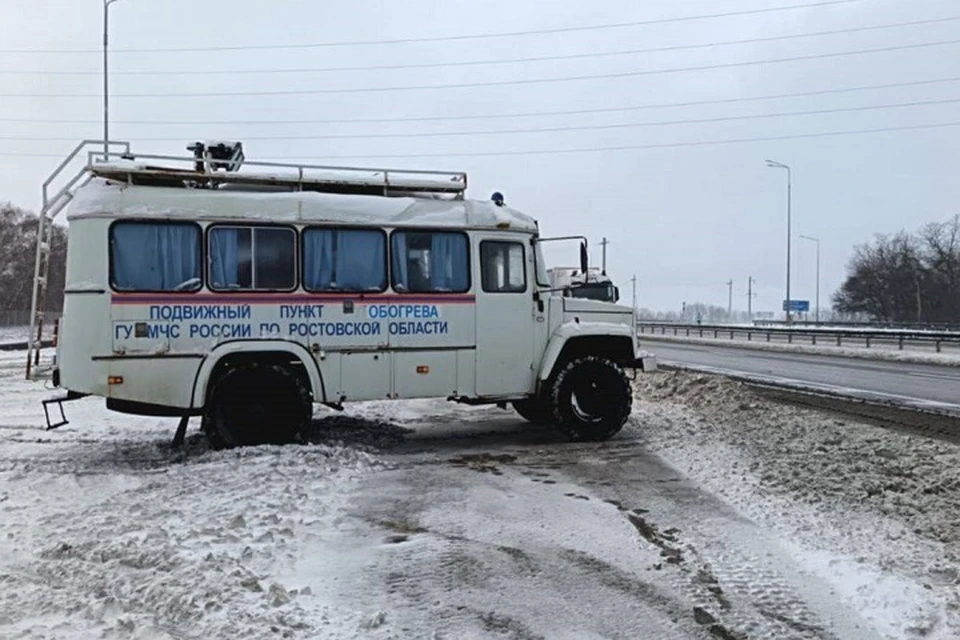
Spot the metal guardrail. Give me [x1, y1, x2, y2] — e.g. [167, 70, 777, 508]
[637, 322, 960, 353]
[752, 319, 960, 332]
[1, 339, 53, 352]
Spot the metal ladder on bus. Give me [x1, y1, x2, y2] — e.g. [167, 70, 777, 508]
[26, 140, 130, 382]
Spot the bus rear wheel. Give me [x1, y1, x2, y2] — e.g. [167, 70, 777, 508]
[551, 356, 632, 441]
[203, 363, 311, 449]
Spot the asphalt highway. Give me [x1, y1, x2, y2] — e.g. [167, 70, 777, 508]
[646, 339, 960, 413]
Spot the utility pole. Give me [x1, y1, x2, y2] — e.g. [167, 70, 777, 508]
[727, 279, 733, 320]
[747, 276, 756, 318]
[103, 0, 121, 159]
[600, 237, 609, 275]
[630, 274, 637, 311]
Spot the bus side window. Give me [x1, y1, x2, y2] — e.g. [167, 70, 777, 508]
[391, 231, 470, 293]
[110, 221, 202, 292]
[209, 225, 296, 291]
[302, 227, 387, 292]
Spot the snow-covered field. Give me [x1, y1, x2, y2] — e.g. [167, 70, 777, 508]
[0, 325, 29, 344]
[2, 349, 959, 639]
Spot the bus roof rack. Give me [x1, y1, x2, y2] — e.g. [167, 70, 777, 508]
[86, 142, 468, 199]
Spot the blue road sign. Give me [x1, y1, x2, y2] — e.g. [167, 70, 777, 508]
[782, 299, 810, 312]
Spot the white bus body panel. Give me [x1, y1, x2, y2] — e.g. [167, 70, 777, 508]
[57, 179, 547, 410]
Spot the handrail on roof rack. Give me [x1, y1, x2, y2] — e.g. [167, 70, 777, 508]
[43, 140, 131, 214]
[88, 147, 468, 199]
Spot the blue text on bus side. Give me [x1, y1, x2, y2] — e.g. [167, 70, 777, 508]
[150, 304, 251, 321]
[288, 322, 382, 338]
[368, 304, 440, 320]
[389, 321, 448, 335]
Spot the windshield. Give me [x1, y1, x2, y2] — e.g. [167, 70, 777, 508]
[568, 282, 616, 302]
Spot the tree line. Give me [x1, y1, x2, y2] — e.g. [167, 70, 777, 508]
[832, 215, 960, 324]
[0, 203, 67, 316]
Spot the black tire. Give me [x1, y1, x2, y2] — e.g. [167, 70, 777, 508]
[202, 363, 311, 449]
[512, 397, 554, 425]
[551, 356, 632, 441]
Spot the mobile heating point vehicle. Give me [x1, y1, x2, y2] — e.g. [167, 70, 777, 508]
[27, 141, 656, 447]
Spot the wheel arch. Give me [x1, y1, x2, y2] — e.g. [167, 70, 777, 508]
[190, 340, 325, 410]
[538, 323, 635, 385]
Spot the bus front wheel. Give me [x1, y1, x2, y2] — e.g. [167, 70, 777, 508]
[203, 363, 311, 449]
[551, 356, 632, 441]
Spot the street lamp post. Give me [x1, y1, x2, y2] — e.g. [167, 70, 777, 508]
[766, 159, 792, 322]
[104, 0, 121, 159]
[800, 234, 821, 323]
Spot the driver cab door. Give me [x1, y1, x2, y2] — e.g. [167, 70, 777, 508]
[474, 234, 536, 396]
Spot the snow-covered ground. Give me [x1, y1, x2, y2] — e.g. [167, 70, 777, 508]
[643, 333, 960, 367]
[635, 371, 960, 639]
[0, 325, 29, 344]
[2, 349, 959, 639]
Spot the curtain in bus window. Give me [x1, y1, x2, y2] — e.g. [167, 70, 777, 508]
[209, 228, 242, 288]
[337, 230, 385, 290]
[111, 223, 200, 291]
[430, 233, 468, 292]
[507, 244, 525, 290]
[391, 232, 409, 291]
[305, 229, 385, 291]
[303, 229, 335, 290]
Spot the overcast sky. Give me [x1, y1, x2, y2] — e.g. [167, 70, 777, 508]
[1, 0, 958, 314]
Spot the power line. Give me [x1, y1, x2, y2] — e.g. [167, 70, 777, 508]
[0, 1, 858, 54]
[5, 96, 959, 142]
[3, 76, 959, 126]
[255, 121, 960, 159]
[3, 14, 955, 77]
[2, 120, 957, 160]
[5, 37, 958, 99]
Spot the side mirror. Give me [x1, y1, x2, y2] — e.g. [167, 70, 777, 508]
[613, 287, 620, 303]
[579, 241, 588, 274]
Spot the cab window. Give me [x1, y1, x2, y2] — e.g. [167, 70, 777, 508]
[481, 241, 526, 293]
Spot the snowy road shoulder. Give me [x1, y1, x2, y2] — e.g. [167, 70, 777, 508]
[3, 344, 959, 639]
[635, 370, 960, 639]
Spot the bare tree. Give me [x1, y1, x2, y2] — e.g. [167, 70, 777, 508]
[834, 216, 960, 324]
[0, 203, 67, 314]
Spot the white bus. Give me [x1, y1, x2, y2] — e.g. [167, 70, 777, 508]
[34, 142, 655, 447]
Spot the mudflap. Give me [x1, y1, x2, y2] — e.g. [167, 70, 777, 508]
[41, 391, 87, 430]
[171, 414, 190, 448]
[630, 355, 658, 379]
